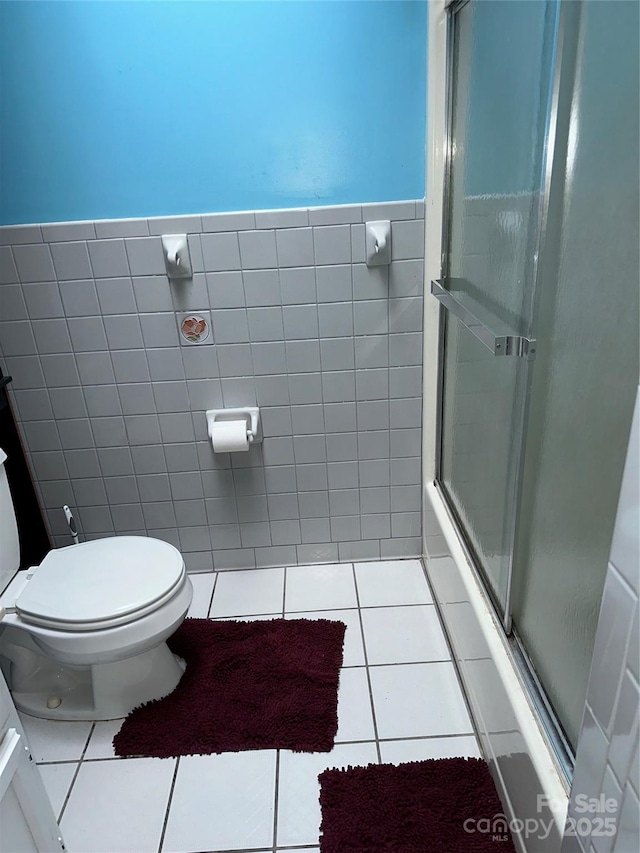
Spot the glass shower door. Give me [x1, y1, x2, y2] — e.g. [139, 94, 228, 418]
[436, 0, 640, 757]
[436, 0, 559, 617]
[510, 0, 640, 750]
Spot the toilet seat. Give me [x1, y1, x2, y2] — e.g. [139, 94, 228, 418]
[16, 537, 186, 632]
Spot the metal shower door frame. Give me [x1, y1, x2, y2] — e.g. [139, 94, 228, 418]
[433, 0, 581, 782]
[434, 0, 564, 634]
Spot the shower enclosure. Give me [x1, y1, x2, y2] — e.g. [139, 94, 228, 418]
[431, 0, 639, 779]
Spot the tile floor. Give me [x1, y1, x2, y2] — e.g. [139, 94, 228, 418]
[21, 559, 481, 853]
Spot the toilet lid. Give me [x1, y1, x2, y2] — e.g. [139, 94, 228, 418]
[16, 537, 185, 629]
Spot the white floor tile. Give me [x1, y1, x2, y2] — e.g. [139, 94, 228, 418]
[277, 741, 378, 848]
[18, 558, 486, 853]
[37, 762, 77, 820]
[187, 572, 216, 617]
[209, 567, 284, 617]
[285, 608, 365, 666]
[19, 713, 92, 763]
[336, 667, 375, 742]
[379, 734, 481, 764]
[162, 751, 276, 852]
[361, 604, 450, 664]
[84, 718, 126, 760]
[369, 662, 473, 739]
[285, 563, 357, 611]
[61, 757, 176, 853]
[355, 559, 432, 606]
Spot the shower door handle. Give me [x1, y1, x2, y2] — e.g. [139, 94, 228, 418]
[430, 280, 536, 359]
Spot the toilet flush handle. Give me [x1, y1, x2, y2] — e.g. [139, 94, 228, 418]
[63, 505, 80, 545]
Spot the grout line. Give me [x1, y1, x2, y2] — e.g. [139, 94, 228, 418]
[212, 600, 434, 621]
[376, 732, 478, 743]
[157, 755, 180, 853]
[281, 565, 287, 616]
[272, 749, 280, 853]
[346, 658, 453, 668]
[273, 847, 320, 852]
[50, 753, 180, 765]
[351, 563, 382, 764]
[56, 721, 94, 823]
[205, 570, 218, 618]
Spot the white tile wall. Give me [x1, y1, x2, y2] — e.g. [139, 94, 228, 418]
[0, 201, 425, 572]
[563, 387, 640, 852]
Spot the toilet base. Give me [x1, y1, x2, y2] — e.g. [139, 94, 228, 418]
[6, 638, 186, 721]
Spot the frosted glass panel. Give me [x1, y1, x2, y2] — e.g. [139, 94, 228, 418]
[445, 0, 557, 338]
[441, 321, 522, 606]
[511, 0, 640, 748]
[440, 0, 557, 612]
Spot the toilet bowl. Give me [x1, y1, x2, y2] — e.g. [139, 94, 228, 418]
[0, 450, 193, 721]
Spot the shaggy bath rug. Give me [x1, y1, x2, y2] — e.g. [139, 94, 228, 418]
[318, 757, 517, 852]
[113, 617, 346, 758]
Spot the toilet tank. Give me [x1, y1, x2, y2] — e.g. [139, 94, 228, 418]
[0, 449, 20, 592]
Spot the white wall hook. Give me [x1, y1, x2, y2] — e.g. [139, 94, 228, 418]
[365, 220, 391, 266]
[162, 234, 192, 279]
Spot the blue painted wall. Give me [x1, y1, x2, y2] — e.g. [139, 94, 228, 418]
[0, 0, 427, 225]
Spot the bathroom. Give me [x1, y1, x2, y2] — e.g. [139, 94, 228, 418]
[0, 0, 637, 851]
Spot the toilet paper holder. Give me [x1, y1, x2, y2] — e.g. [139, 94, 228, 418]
[205, 407, 262, 444]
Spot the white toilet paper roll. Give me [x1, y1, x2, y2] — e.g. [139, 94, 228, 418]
[210, 420, 249, 453]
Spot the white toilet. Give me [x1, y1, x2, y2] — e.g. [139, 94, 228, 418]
[0, 449, 193, 721]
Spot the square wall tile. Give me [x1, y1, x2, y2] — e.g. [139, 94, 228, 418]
[201, 232, 241, 271]
[243, 268, 280, 307]
[238, 229, 277, 269]
[276, 227, 315, 267]
[587, 568, 637, 731]
[59, 278, 100, 317]
[279, 266, 316, 304]
[0, 246, 20, 284]
[313, 225, 352, 265]
[96, 277, 137, 314]
[391, 219, 425, 260]
[13, 243, 55, 282]
[87, 239, 130, 277]
[0, 282, 27, 319]
[50, 241, 92, 280]
[125, 236, 165, 275]
[23, 281, 64, 318]
[68, 316, 108, 352]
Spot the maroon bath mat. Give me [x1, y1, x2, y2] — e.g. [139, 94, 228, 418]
[318, 757, 516, 852]
[114, 617, 345, 758]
